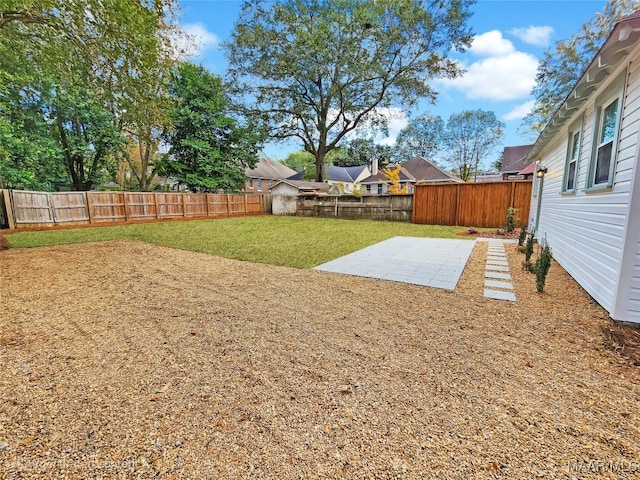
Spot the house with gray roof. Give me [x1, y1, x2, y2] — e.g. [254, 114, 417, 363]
[360, 157, 461, 194]
[245, 159, 297, 193]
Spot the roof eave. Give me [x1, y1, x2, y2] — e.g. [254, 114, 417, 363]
[527, 14, 640, 161]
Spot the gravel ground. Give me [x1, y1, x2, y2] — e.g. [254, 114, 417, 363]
[0, 240, 639, 479]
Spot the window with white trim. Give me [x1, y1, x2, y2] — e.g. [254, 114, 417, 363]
[587, 70, 626, 189]
[563, 118, 582, 192]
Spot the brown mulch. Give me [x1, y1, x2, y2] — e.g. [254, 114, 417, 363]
[1, 240, 639, 479]
[457, 227, 521, 240]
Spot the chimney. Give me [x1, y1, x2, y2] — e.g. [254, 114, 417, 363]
[371, 156, 379, 175]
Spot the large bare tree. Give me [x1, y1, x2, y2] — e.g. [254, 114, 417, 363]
[225, 0, 473, 182]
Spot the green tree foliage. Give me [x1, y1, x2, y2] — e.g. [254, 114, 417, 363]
[51, 86, 123, 191]
[0, 77, 66, 190]
[394, 113, 444, 162]
[282, 150, 315, 172]
[442, 110, 504, 182]
[0, 0, 182, 190]
[0, 0, 181, 100]
[163, 63, 262, 192]
[523, 0, 640, 135]
[225, 0, 473, 181]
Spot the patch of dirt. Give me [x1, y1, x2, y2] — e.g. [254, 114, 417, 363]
[604, 322, 640, 366]
[0, 240, 638, 478]
[0, 233, 9, 251]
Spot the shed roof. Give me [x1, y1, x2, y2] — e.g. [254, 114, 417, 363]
[528, 12, 640, 160]
[271, 180, 330, 193]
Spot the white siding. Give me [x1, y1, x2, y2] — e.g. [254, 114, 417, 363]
[532, 52, 640, 318]
[271, 184, 300, 215]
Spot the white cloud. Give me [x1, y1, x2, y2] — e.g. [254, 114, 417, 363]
[341, 107, 408, 145]
[503, 100, 535, 121]
[436, 29, 540, 102]
[183, 23, 219, 55]
[375, 109, 409, 146]
[171, 23, 220, 59]
[469, 30, 515, 57]
[509, 26, 554, 47]
[442, 51, 538, 101]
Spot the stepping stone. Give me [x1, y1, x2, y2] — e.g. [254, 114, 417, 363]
[484, 279, 514, 290]
[485, 271, 511, 280]
[484, 289, 517, 302]
[486, 260, 509, 266]
[486, 265, 509, 272]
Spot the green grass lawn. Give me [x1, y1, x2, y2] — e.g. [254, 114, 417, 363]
[4, 216, 470, 268]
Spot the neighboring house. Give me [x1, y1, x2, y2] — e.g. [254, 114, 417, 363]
[360, 167, 415, 195]
[360, 156, 462, 195]
[270, 180, 331, 215]
[500, 145, 534, 180]
[326, 165, 371, 193]
[245, 159, 297, 193]
[287, 165, 371, 194]
[526, 11, 640, 325]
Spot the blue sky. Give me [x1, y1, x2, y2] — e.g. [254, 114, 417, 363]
[177, 0, 610, 163]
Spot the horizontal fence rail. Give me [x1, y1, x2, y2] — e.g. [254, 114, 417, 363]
[296, 194, 413, 222]
[412, 181, 532, 228]
[0, 189, 271, 229]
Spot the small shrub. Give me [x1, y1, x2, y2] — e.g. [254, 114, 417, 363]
[505, 207, 517, 232]
[496, 227, 506, 236]
[522, 260, 535, 272]
[518, 226, 527, 247]
[525, 233, 535, 262]
[535, 240, 553, 293]
[517, 245, 526, 254]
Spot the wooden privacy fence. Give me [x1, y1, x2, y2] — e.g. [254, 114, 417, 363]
[412, 181, 532, 228]
[1, 189, 270, 229]
[296, 194, 413, 222]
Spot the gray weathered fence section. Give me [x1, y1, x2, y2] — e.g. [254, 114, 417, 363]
[0, 189, 271, 229]
[296, 194, 413, 222]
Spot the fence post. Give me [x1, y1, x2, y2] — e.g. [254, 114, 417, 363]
[47, 192, 56, 224]
[510, 181, 516, 208]
[2, 189, 16, 229]
[334, 196, 338, 216]
[455, 184, 461, 226]
[244, 194, 248, 214]
[86, 191, 95, 224]
[226, 193, 231, 215]
[123, 192, 130, 221]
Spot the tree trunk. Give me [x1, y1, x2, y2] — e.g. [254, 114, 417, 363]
[315, 151, 326, 182]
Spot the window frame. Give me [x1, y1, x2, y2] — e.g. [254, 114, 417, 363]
[562, 115, 584, 194]
[586, 69, 626, 191]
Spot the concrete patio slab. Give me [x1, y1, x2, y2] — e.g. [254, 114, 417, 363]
[314, 237, 476, 290]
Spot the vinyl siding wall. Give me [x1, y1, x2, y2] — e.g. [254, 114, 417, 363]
[532, 48, 640, 320]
